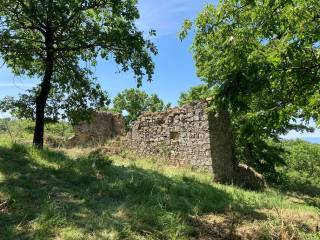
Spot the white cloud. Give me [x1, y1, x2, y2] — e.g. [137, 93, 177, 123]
[136, 0, 210, 37]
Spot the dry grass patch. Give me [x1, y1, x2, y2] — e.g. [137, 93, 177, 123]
[190, 209, 320, 240]
[190, 212, 262, 240]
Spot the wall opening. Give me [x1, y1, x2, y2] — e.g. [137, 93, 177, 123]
[170, 131, 179, 140]
[156, 118, 165, 124]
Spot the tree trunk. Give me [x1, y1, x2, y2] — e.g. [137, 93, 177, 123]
[33, 30, 54, 148]
[33, 64, 53, 148]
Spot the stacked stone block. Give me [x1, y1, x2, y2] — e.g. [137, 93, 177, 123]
[128, 101, 215, 170]
[68, 102, 265, 189]
[68, 111, 124, 146]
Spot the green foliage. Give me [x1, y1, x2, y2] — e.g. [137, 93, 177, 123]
[182, 0, 320, 123]
[181, 0, 320, 175]
[147, 93, 171, 112]
[182, 0, 320, 112]
[278, 140, 320, 196]
[113, 88, 171, 128]
[0, 0, 157, 84]
[235, 137, 286, 180]
[0, 0, 157, 145]
[0, 85, 111, 124]
[0, 119, 35, 142]
[0, 118, 73, 145]
[178, 84, 218, 107]
[283, 140, 320, 179]
[178, 85, 288, 177]
[86, 150, 113, 170]
[44, 121, 74, 139]
[0, 94, 36, 121]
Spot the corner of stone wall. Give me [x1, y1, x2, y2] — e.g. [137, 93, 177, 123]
[68, 111, 125, 147]
[208, 109, 267, 189]
[208, 109, 236, 184]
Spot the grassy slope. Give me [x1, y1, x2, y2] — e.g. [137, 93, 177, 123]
[0, 122, 319, 239]
[0, 137, 319, 239]
[0, 119, 73, 145]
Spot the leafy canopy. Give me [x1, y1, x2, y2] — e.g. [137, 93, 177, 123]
[0, 0, 157, 124]
[113, 88, 171, 128]
[178, 85, 217, 107]
[0, 84, 110, 125]
[180, 0, 320, 176]
[181, 0, 320, 122]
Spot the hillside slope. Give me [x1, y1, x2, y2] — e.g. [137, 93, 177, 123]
[0, 138, 319, 239]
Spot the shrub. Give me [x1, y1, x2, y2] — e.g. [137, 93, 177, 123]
[281, 140, 320, 180]
[275, 139, 320, 196]
[87, 150, 113, 170]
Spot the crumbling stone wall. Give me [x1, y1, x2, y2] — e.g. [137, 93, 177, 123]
[68, 102, 266, 188]
[127, 101, 233, 172]
[68, 111, 124, 146]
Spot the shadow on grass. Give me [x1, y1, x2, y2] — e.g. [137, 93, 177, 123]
[0, 144, 266, 239]
[275, 180, 320, 209]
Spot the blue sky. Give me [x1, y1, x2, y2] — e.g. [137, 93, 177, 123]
[0, 0, 209, 104]
[0, 0, 319, 140]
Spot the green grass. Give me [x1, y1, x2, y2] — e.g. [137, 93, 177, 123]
[0, 121, 319, 239]
[0, 135, 319, 239]
[0, 119, 73, 145]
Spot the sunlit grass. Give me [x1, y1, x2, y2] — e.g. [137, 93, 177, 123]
[0, 137, 319, 239]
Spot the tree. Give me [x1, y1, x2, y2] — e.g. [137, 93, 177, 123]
[147, 94, 171, 112]
[0, 83, 110, 125]
[0, 0, 157, 148]
[178, 84, 217, 107]
[180, 0, 319, 178]
[178, 84, 310, 181]
[113, 88, 170, 128]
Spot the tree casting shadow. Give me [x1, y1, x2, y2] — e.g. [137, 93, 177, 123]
[0, 144, 266, 239]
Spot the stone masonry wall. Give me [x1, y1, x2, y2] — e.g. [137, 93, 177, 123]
[127, 101, 213, 170]
[68, 111, 125, 146]
[68, 102, 265, 188]
[208, 110, 236, 182]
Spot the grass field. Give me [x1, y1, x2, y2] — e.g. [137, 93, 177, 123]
[0, 121, 319, 239]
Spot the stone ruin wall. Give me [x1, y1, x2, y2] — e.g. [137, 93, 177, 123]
[68, 101, 234, 173]
[127, 104, 264, 188]
[127, 101, 214, 170]
[68, 102, 266, 189]
[68, 111, 125, 147]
